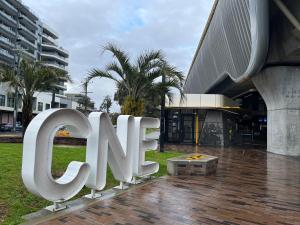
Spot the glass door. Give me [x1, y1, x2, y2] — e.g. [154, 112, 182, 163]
[181, 114, 195, 144]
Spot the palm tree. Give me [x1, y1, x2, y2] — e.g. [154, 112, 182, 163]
[88, 43, 184, 116]
[0, 59, 71, 133]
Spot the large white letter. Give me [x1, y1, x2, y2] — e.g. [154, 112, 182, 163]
[85, 113, 135, 191]
[133, 117, 160, 177]
[22, 109, 91, 202]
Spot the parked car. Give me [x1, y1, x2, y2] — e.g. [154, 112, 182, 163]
[16, 122, 23, 132]
[2, 123, 13, 132]
[0, 122, 23, 132]
[0, 123, 7, 132]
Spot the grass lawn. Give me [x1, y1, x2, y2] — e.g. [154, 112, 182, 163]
[0, 143, 181, 225]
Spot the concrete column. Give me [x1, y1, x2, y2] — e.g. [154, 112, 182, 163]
[252, 67, 300, 156]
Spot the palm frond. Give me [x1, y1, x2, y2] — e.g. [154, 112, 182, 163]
[88, 69, 120, 84]
[137, 50, 163, 73]
[105, 62, 125, 80]
[103, 43, 133, 76]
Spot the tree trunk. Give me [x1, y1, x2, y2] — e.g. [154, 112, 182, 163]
[160, 73, 166, 152]
[22, 96, 33, 136]
[51, 90, 56, 108]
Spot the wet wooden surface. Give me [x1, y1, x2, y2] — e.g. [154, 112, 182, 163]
[39, 147, 300, 225]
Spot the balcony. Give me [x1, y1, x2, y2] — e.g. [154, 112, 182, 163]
[0, 48, 14, 59]
[19, 14, 37, 31]
[18, 23, 36, 41]
[42, 34, 57, 45]
[17, 35, 36, 50]
[20, 48, 35, 60]
[0, 0, 18, 15]
[41, 43, 69, 57]
[0, 36, 14, 48]
[43, 61, 68, 72]
[0, 23, 16, 38]
[41, 52, 68, 65]
[0, 10, 17, 26]
[53, 83, 67, 91]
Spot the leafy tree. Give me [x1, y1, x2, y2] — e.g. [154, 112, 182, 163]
[0, 59, 71, 133]
[99, 95, 112, 113]
[88, 43, 184, 116]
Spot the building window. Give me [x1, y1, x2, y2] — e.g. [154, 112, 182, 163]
[45, 104, 50, 110]
[0, 95, 5, 106]
[18, 94, 22, 109]
[32, 97, 37, 111]
[7, 95, 15, 108]
[60, 103, 67, 108]
[37, 102, 43, 111]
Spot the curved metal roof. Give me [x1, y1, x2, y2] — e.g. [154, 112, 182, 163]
[185, 0, 269, 94]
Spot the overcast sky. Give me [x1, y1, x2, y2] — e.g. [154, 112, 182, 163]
[23, 0, 213, 112]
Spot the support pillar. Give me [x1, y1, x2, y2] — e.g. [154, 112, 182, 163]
[252, 66, 300, 156]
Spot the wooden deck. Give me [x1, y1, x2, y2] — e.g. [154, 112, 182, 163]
[38, 147, 300, 225]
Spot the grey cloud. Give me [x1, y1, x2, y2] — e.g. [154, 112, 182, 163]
[23, 0, 212, 111]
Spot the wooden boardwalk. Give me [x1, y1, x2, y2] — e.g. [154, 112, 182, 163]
[37, 147, 300, 225]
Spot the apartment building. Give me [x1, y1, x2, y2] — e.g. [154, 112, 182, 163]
[0, 0, 73, 124]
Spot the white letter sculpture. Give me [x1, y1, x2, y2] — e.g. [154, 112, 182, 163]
[85, 112, 135, 194]
[22, 109, 160, 209]
[22, 109, 91, 203]
[133, 118, 160, 177]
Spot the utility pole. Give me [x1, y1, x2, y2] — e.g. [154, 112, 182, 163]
[81, 80, 93, 115]
[160, 72, 166, 152]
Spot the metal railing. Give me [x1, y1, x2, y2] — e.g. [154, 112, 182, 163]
[0, 48, 14, 59]
[0, 23, 15, 35]
[0, 36, 14, 46]
[0, 10, 16, 24]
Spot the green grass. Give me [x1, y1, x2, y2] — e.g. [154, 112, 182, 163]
[0, 143, 181, 225]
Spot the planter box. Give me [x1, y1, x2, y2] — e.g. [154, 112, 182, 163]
[167, 154, 218, 176]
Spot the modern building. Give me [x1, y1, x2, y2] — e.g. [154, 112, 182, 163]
[0, 0, 71, 124]
[165, 0, 300, 156]
[41, 23, 69, 95]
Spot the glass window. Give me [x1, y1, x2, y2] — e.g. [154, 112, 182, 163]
[0, 95, 5, 106]
[32, 97, 37, 111]
[18, 94, 22, 109]
[45, 104, 50, 110]
[37, 102, 43, 111]
[7, 95, 15, 108]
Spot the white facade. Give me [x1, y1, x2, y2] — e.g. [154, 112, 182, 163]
[165, 94, 240, 109]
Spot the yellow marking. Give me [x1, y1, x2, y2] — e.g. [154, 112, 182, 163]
[185, 154, 207, 160]
[195, 112, 199, 145]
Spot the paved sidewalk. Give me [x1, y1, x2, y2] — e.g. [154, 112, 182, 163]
[24, 147, 300, 225]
